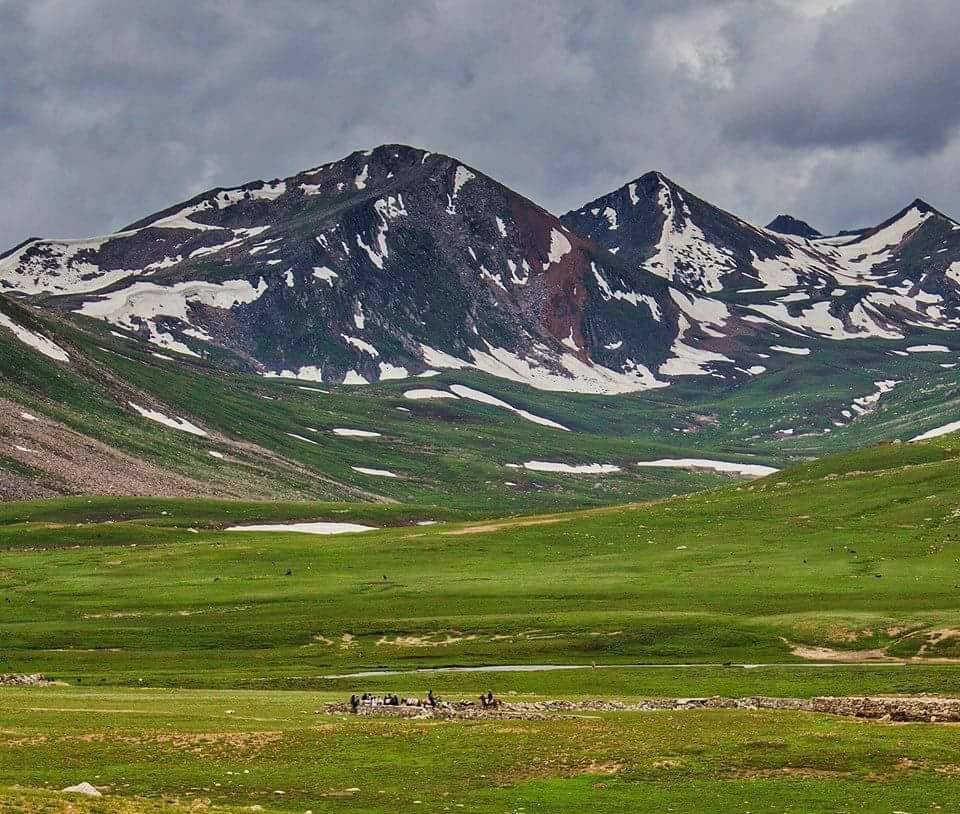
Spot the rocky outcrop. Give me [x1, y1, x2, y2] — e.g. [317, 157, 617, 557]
[0, 673, 59, 687]
[324, 695, 960, 723]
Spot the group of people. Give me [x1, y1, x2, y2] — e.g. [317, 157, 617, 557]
[349, 689, 440, 712]
[347, 689, 500, 712]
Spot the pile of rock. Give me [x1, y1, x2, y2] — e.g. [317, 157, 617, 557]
[0, 673, 57, 687]
[806, 696, 960, 722]
[325, 695, 960, 723]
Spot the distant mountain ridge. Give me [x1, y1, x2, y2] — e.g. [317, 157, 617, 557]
[561, 173, 960, 345]
[766, 214, 822, 239]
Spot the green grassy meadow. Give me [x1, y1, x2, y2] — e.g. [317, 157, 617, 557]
[5, 437, 960, 687]
[3, 436, 960, 809]
[5, 686, 960, 813]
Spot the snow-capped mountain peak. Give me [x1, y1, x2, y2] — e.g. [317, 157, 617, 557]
[0, 146, 688, 394]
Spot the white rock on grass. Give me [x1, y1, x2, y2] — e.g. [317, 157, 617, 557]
[62, 782, 101, 797]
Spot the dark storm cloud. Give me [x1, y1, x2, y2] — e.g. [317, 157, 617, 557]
[0, 0, 958, 248]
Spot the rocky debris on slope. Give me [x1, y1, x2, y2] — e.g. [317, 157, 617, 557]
[0, 673, 59, 687]
[324, 695, 960, 723]
[0, 391, 391, 503]
[0, 396, 228, 500]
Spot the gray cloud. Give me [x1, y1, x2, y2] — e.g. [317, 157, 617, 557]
[0, 0, 958, 248]
[725, 1, 960, 155]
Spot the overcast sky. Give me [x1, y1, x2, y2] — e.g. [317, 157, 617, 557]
[1, 0, 958, 247]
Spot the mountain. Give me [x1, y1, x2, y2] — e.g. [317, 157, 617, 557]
[766, 214, 821, 238]
[0, 145, 693, 395]
[561, 175, 960, 343]
[7, 149, 960, 401]
[4, 145, 960, 503]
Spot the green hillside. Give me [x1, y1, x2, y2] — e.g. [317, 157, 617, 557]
[5, 293, 960, 511]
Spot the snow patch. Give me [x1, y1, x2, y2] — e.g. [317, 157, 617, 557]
[404, 388, 457, 400]
[659, 316, 732, 376]
[342, 370, 369, 385]
[287, 432, 320, 445]
[76, 278, 268, 355]
[378, 362, 408, 380]
[0, 312, 70, 362]
[911, 421, 960, 442]
[312, 266, 339, 284]
[351, 466, 398, 478]
[643, 181, 737, 292]
[342, 335, 379, 357]
[449, 384, 570, 431]
[228, 522, 377, 535]
[354, 164, 369, 190]
[452, 166, 475, 198]
[516, 461, 621, 474]
[770, 345, 811, 356]
[262, 366, 324, 383]
[635, 458, 777, 477]
[418, 342, 667, 395]
[128, 402, 207, 436]
[544, 228, 572, 268]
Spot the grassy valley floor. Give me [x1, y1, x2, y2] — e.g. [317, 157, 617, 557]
[4, 436, 960, 810]
[5, 687, 960, 812]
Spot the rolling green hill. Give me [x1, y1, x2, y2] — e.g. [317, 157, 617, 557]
[5, 289, 960, 511]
